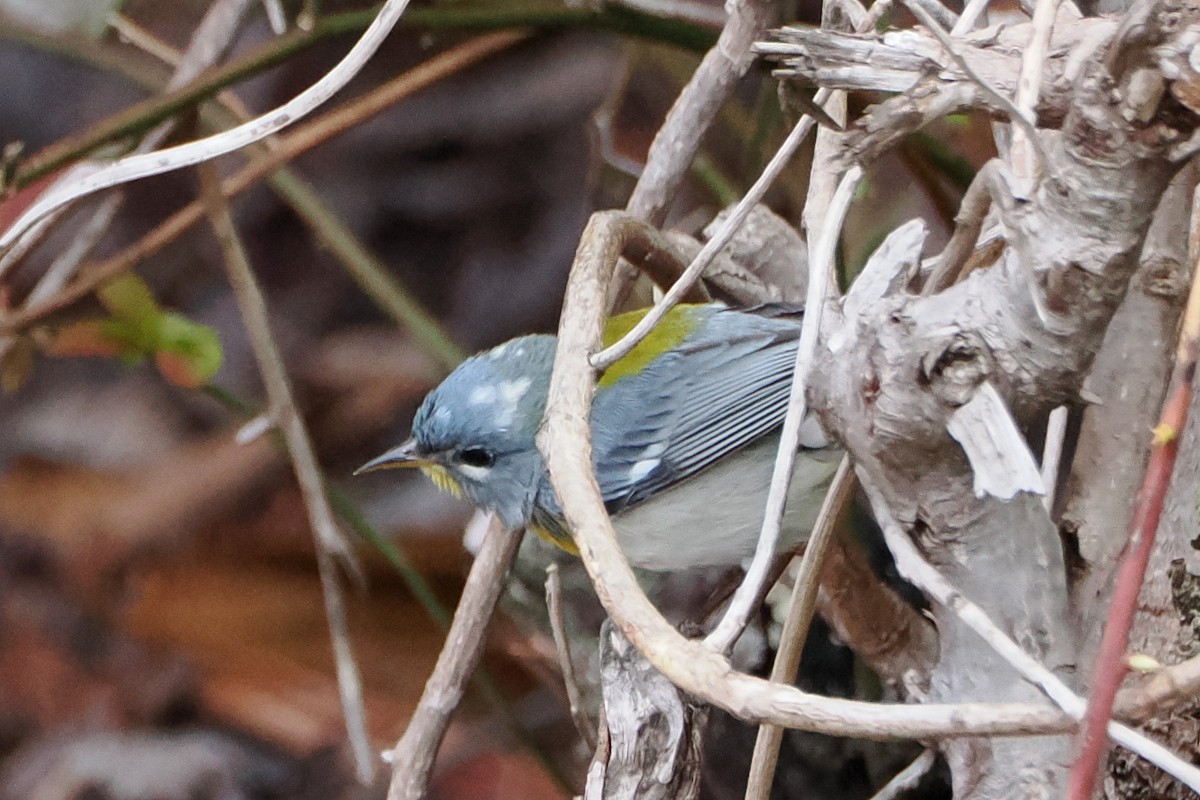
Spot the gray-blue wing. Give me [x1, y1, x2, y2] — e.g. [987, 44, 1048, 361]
[591, 306, 804, 514]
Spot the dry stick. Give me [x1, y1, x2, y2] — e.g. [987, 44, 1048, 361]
[743, 457, 854, 800]
[1040, 405, 1069, 512]
[1066, 247, 1200, 799]
[951, 0, 993, 34]
[868, 749, 937, 800]
[0, 0, 415, 252]
[542, 209, 1086, 741]
[607, 0, 771, 309]
[922, 161, 1000, 296]
[1010, 0, 1060, 190]
[593, 109, 821, 370]
[196, 164, 373, 784]
[1014, 0, 1069, 519]
[856, 469, 1200, 792]
[623, 0, 769, 226]
[900, 0, 1050, 176]
[386, 516, 525, 800]
[545, 563, 598, 750]
[0, 32, 524, 339]
[706, 165, 865, 653]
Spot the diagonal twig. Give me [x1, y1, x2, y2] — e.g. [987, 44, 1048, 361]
[385, 515, 525, 800]
[743, 457, 854, 800]
[705, 165, 864, 653]
[546, 563, 598, 750]
[593, 100, 824, 369]
[857, 468, 1200, 793]
[196, 163, 372, 784]
[0, 0, 415, 253]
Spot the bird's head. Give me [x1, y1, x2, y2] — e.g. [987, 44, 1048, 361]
[356, 334, 556, 530]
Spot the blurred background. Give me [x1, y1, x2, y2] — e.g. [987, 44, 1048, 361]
[0, 0, 992, 796]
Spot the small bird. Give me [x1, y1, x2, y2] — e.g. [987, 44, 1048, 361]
[357, 303, 839, 571]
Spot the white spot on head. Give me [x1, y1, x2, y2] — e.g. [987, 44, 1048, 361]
[627, 458, 660, 483]
[434, 407, 451, 422]
[469, 385, 498, 405]
[489, 341, 512, 359]
[494, 378, 531, 428]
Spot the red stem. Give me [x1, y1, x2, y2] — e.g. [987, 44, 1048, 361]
[1066, 370, 1193, 799]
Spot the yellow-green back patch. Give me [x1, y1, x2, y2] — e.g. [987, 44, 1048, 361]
[599, 304, 702, 388]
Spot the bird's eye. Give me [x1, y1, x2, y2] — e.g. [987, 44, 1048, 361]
[456, 447, 496, 468]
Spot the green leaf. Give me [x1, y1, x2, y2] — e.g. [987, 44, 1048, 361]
[154, 312, 223, 388]
[98, 274, 162, 341]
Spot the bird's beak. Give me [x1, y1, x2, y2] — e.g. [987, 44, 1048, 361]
[353, 438, 431, 475]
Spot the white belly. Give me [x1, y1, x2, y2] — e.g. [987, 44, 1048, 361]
[611, 437, 839, 571]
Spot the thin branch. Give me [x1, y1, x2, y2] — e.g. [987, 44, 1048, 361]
[1067, 234, 1200, 800]
[1040, 405, 1069, 512]
[857, 469, 1200, 793]
[606, 0, 773, 308]
[743, 457, 855, 800]
[951, 0, 993, 34]
[196, 163, 372, 783]
[867, 749, 937, 800]
[0, 0, 415, 253]
[1116, 651, 1200, 720]
[386, 516, 525, 800]
[593, 108, 821, 370]
[899, 0, 1050, 176]
[1010, 0, 1061, 192]
[705, 166, 864, 653]
[545, 563, 597, 750]
[921, 160, 1001, 296]
[623, 0, 770, 227]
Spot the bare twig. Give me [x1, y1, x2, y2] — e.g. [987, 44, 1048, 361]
[706, 166, 864, 653]
[743, 457, 854, 800]
[545, 563, 597, 750]
[857, 469, 1200, 792]
[899, 0, 1050, 175]
[262, 0, 288, 34]
[622, 0, 770, 227]
[196, 163, 372, 783]
[1116, 651, 1200, 720]
[922, 160, 1002, 296]
[610, 0, 728, 28]
[0, 0, 415, 253]
[594, 108, 821, 370]
[1010, 0, 1062, 190]
[867, 749, 937, 800]
[608, 0, 773, 308]
[386, 515, 525, 800]
[1067, 235, 1200, 800]
[951, 0, 993, 34]
[1040, 405, 1069, 512]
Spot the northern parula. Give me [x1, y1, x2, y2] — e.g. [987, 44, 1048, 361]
[357, 303, 839, 571]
